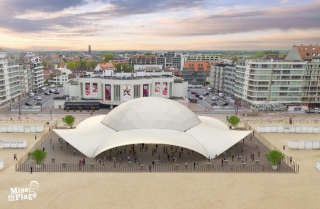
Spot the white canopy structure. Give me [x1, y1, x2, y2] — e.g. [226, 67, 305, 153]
[54, 97, 251, 158]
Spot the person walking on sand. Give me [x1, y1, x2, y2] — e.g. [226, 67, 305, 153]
[30, 166, 33, 174]
[149, 165, 151, 172]
[35, 134, 37, 140]
[283, 145, 285, 151]
[14, 154, 17, 160]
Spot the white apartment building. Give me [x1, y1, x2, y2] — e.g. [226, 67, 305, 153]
[187, 54, 220, 62]
[29, 56, 44, 90]
[210, 64, 236, 97]
[0, 49, 23, 108]
[234, 59, 307, 107]
[49, 66, 73, 85]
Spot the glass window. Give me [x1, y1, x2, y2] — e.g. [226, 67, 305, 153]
[134, 85, 140, 99]
[114, 85, 120, 101]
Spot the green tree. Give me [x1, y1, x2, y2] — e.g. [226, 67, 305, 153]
[62, 115, 75, 129]
[255, 52, 266, 59]
[67, 61, 77, 69]
[30, 149, 47, 165]
[42, 62, 47, 67]
[144, 52, 152, 55]
[227, 115, 240, 128]
[102, 53, 114, 62]
[265, 150, 284, 166]
[263, 51, 280, 55]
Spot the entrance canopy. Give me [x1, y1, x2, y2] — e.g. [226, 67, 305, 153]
[54, 97, 251, 158]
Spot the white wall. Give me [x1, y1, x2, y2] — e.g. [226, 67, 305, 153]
[173, 82, 188, 98]
[54, 100, 65, 109]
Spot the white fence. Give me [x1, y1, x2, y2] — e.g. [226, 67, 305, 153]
[0, 125, 43, 133]
[287, 140, 320, 149]
[0, 140, 27, 148]
[257, 126, 319, 134]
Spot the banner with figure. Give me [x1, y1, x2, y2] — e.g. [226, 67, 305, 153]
[162, 82, 168, 97]
[105, 84, 111, 101]
[123, 85, 131, 102]
[143, 84, 149, 97]
[155, 82, 160, 97]
[85, 83, 91, 97]
[93, 83, 98, 98]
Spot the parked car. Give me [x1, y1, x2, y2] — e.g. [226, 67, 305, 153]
[29, 93, 35, 97]
[191, 91, 196, 94]
[211, 96, 219, 100]
[35, 103, 42, 106]
[195, 94, 200, 98]
[25, 102, 32, 106]
[54, 91, 60, 94]
[34, 96, 42, 101]
[203, 92, 209, 96]
[199, 96, 204, 100]
[44, 92, 50, 95]
[49, 89, 56, 93]
[211, 102, 217, 106]
[220, 102, 229, 106]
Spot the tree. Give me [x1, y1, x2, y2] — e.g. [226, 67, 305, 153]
[62, 115, 75, 129]
[102, 53, 114, 62]
[255, 52, 266, 59]
[265, 150, 284, 166]
[67, 61, 77, 69]
[144, 52, 152, 55]
[30, 149, 47, 165]
[227, 115, 240, 128]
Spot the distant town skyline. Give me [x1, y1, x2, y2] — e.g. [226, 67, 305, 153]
[0, 0, 320, 51]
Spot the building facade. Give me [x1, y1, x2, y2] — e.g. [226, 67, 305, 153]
[0, 49, 23, 108]
[187, 54, 220, 62]
[58, 74, 188, 109]
[234, 59, 307, 106]
[285, 45, 320, 107]
[210, 64, 236, 96]
[182, 61, 211, 85]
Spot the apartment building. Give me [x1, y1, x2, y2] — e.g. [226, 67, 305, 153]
[234, 59, 306, 107]
[0, 48, 23, 108]
[129, 55, 157, 65]
[285, 45, 320, 107]
[181, 61, 211, 85]
[210, 64, 236, 96]
[29, 56, 44, 90]
[187, 54, 220, 62]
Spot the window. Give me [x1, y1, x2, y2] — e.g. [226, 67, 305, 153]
[114, 85, 120, 101]
[134, 85, 140, 99]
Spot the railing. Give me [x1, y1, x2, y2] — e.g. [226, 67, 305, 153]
[15, 121, 57, 171]
[17, 163, 296, 173]
[243, 122, 300, 173]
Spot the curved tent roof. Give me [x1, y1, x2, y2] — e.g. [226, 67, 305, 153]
[54, 97, 251, 158]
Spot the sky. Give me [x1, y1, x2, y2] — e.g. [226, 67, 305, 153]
[0, 0, 320, 51]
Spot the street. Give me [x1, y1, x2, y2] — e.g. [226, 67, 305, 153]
[188, 87, 241, 113]
[11, 87, 64, 112]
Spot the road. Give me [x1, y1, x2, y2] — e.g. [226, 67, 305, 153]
[188, 87, 242, 113]
[11, 87, 64, 112]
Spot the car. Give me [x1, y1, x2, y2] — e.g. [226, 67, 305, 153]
[211, 96, 219, 100]
[49, 89, 56, 93]
[199, 96, 204, 100]
[195, 94, 200, 98]
[35, 103, 42, 106]
[191, 91, 196, 94]
[44, 92, 50, 95]
[58, 85, 63, 87]
[25, 102, 32, 106]
[54, 91, 60, 94]
[221, 102, 229, 106]
[203, 92, 209, 96]
[211, 102, 217, 106]
[34, 96, 42, 101]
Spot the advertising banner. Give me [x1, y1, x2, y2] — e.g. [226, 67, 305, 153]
[155, 82, 160, 97]
[93, 83, 98, 98]
[85, 83, 91, 97]
[123, 85, 131, 102]
[143, 84, 149, 97]
[105, 84, 111, 101]
[162, 82, 168, 98]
